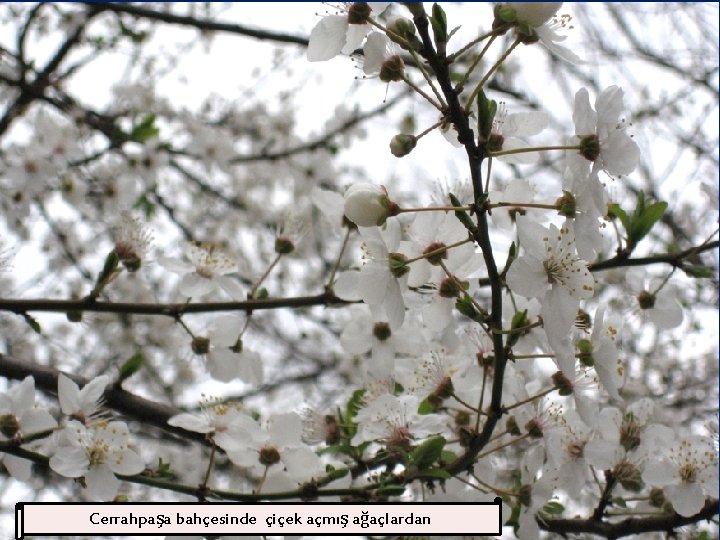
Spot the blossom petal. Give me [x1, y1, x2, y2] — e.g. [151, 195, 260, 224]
[506, 255, 548, 299]
[666, 483, 705, 517]
[179, 273, 215, 298]
[2, 454, 32, 481]
[573, 88, 596, 135]
[84, 464, 121, 500]
[307, 16, 348, 62]
[50, 447, 88, 478]
[216, 276, 245, 301]
[168, 413, 213, 433]
[602, 130, 639, 176]
[108, 448, 145, 475]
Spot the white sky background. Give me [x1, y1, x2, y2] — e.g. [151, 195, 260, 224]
[0, 3, 718, 538]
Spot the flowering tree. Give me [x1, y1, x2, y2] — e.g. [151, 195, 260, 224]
[0, 3, 718, 539]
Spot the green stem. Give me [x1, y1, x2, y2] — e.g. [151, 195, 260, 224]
[488, 144, 581, 157]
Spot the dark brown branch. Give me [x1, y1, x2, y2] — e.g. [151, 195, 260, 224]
[590, 240, 719, 272]
[411, 5, 506, 476]
[542, 498, 719, 539]
[88, 2, 309, 46]
[0, 291, 349, 317]
[0, 4, 99, 136]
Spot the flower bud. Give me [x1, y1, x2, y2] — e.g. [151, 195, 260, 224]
[387, 17, 422, 51]
[509, 2, 562, 27]
[388, 16, 416, 37]
[343, 183, 390, 227]
[389, 134, 417, 157]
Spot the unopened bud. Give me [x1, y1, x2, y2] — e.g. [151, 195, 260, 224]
[390, 134, 417, 157]
[387, 17, 422, 51]
[343, 183, 391, 226]
[388, 16, 416, 38]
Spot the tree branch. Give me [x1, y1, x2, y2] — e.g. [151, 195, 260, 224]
[541, 498, 719, 539]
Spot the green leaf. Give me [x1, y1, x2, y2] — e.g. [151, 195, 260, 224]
[612, 497, 627, 508]
[683, 265, 714, 278]
[430, 3, 448, 44]
[409, 435, 446, 469]
[542, 501, 565, 515]
[440, 450, 458, 464]
[130, 114, 160, 143]
[607, 203, 630, 231]
[346, 388, 366, 423]
[23, 313, 41, 334]
[629, 200, 667, 245]
[119, 350, 144, 381]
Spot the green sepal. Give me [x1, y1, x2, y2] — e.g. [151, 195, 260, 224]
[477, 88, 498, 139]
